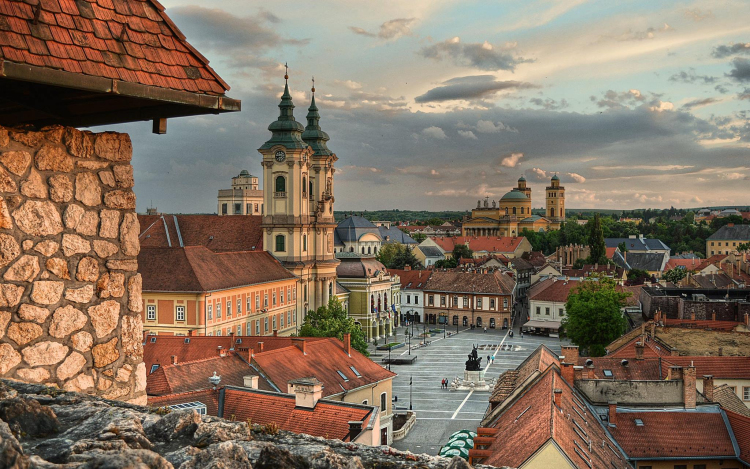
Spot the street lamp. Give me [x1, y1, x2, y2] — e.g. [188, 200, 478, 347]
[407, 330, 411, 355]
[409, 376, 413, 411]
[443, 314, 446, 338]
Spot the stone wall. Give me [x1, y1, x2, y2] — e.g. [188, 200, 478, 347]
[575, 379, 683, 405]
[0, 125, 144, 404]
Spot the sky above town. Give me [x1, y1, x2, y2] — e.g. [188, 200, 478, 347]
[115, 0, 750, 213]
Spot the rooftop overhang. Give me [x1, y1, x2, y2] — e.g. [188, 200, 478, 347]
[0, 60, 240, 131]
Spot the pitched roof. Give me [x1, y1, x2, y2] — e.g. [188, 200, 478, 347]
[388, 269, 431, 290]
[422, 270, 515, 295]
[577, 357, 662, 380]
[509, 257, 533, 271]
[665, 258, 702, 271]
[708, 224, 750, 241]
[624, 252, 668, 272]
[525, 251, 547, 267]
[660, 356, 750, 380]
[606, 237, 670, 251]
[416, 245, 443, 258]
[251, 338, 396, 398]
[335, 216, 381, 242]
[336, 257, 387, 279]
[663, 318, 742, 331]
[726, 410, 750, 465]
[527, 277, 581, 302]
[139, 246, 295, 293]
[690, 272, 736, 289]
[607, 334, 674, 358]
[562, 264, 624, 278]
[138, 214, 263, 252]
[377, 226, 417, 244]
[147, 388, 219, 415]
[221, 387, 375, 441]
[428, 236, 526, 254]
[608, 406, 737, 459]
[146, 354, 273, 396]
[713, 385, 750, 417]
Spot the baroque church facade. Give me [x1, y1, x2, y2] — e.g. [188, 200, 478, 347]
[462, 175, 565, 237]
[259, 75, 339, 319]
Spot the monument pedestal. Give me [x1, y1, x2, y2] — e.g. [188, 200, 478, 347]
[450, 369, 493, 392]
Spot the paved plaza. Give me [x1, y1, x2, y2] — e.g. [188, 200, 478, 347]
[370, 324, 569, 455]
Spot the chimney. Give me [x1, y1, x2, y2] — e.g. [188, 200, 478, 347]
[257, 342, 264, 353]
[243, 375, 259, 389]
[170, 355, 177, 365]
[573, 366, 583, 382]
[635, 342, 644, 360]
[608, 402, 617, 426]
[727, 223, 734, 228]
[712, 312, 716, 321]
[273, 330, 278, 337]
[237, 347, 254, 363]
[690, 312, 696, 320]
[667, 366, 683, 381]
[561, 346, 579, 365]
[683, 366, 696, 409]
[561, 361, 574, 385]
[419, 271, 422, 278]
[553, 388, 562, 407]
[348, 421, 364, 442]
[343, 333, 351, 356]
[703, 375, 714, 401]
[745, 313, 749, 327]
[292, 338, 307, 355]
[404, 265, 411, 271]
[288, 377, 323, 409]
[718, 347, 723, 357]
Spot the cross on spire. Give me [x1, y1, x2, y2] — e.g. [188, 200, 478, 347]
[284, 62, 288, 82]
[311, 76, 315, 94]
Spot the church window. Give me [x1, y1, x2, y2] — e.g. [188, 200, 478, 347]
[368, 246, 371, 254]
[309, 180, 314, 199]
[275, 176, 286, 193]
[512, 207, 516, 215]
[234, 203, 241, 214]
[303, 234, 307, 251]
[302, 176, 307, 196]
[221, 203, 228, 215]
[505, 208, 508, 215]
[275, 235, 285, 252]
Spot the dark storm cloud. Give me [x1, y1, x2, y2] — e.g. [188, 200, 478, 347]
[739, 89, 750, 100]
[669, 69, 716, 84]
[414, 75, 537, 103]
[727, 58, 750, 82]
[349, 18, 416, 40]
[712, 42, 750, 58]
[420, 38, 532, 71]
[529, 97, 568, 110]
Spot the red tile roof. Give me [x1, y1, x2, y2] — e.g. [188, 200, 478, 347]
[429, 236, 525, 254]
[138, 214, 263, 252]
[146, 354, 272, 395]
[527, 277, 581, 302]
[663, 318, 742, 331]
[664, 258, 702, 271]
[606, 246, 618, 259]
[387, 269, 432, 290]
[660, 356, 750, 380]
[727, 410, 750, 465]
[139, 245, 295, 293]
[221, 388, 374, 441]
[577, 357, 662, 380]
[608, 336, 673, 358]
[0, 0, 229, 95]
[422, 270, 515, 295]
[608, 407, 736, 459]
[252, 338, 395, 398]
[148, 388, 219, 415]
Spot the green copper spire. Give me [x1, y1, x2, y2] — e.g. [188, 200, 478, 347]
[260, 64, 307, 150]
[302, 78, 333, 156]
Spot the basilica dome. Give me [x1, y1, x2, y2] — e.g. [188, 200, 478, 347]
[500, 190, 528, 200]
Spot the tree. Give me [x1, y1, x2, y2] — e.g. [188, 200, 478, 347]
[738, 242, 750, 253]
[377, 243, 420, 270]
[626, 269, 650, 285]
[662, 267, 687, 284]
[412, 232, 427, 243]
[561, 277, 630, 356]
[572, 258, 585, 269]
[617, 241, 628, 253]
[452, 244, 473, 261]
[376, 243, 401, 267]
[588, 213, 607, 264]
[435, 257, 458, 269]
[684, 211, 695, 224]
[298, 297, 369, 356]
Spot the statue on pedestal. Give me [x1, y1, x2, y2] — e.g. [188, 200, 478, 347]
[465, 345, 482, 371]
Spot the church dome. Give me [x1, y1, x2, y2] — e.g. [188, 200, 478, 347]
[500, 190, 529, 200]
[551, 174, 560, 181]
[239, 170, 250, 176]
[518, 176, 526, 182]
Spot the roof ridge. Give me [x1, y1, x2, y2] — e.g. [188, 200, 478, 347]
[164, 354, 236, 368]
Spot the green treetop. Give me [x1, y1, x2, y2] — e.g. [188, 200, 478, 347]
[298, 297, 369, 356]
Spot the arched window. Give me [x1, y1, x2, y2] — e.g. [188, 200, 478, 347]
[350, 247, 354, 252]
[380, 392, 387, 413]
[377, 295, 382, 313]
[309, 180, 314, 199]
[302, 176, 307, 195]
[303, 234, 307, 251]
[275, 235, 285, 252]
[549, 208, 555, 217]
[368, 246, 371, 254]
[476, 317, 483, 327]
[371, 295, 375, 313]
[329, 282, 333, 297]
[504, 208, 508, 215]
[275, 176, 286, 193]
[512, 207, 517, 215]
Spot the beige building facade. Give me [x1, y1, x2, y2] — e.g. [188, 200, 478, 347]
[217, 170, 263, 216]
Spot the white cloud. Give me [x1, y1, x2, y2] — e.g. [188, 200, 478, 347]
[501, 152, 524, 167]
[722, 172, 746, 180]
[649, 100, 674, 112]
[530, 167, 548, 180]
[334, 79, 362, 90]
[591, 164, 694, 171]
[476, 120, 517, 133]
[422, 126, 448, 139]
[568, 172, 586, 183]
[458, 130, 478, 139]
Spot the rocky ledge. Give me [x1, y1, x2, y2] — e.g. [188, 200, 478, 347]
[0, 380, 503, 469]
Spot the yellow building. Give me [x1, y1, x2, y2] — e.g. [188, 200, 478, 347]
[463, 175, 564, 237]
[217, 170, 263, 216]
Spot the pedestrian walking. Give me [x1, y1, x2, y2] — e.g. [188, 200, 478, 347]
[484, 326, 487, 333]
[521, 332, 524, 339]
[444, 378, 448, 389]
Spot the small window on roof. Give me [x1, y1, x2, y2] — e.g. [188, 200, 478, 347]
[602, 369, 613, 377]
[150, 364, 159, 374]
[150, 337, 156, 343]
[184, 338, 190, 344]
[349, 366, 362, 377]
[634, 418, 644, 426]
[236, 338, 242, 344]
[336, 370, 349, 381]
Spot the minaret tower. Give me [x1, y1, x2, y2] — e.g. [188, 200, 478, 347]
[259, 68, 339, 323]
[545, 174, 565, 226]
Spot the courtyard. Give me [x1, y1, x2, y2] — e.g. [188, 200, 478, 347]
[372, 324, 570, 455]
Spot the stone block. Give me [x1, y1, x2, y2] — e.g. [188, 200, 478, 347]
[48, 174, 73, 202]
[62, 234, 91, 256]
[94, 133, 132, 162]
[33, 240, 59, 257]
[75, 172, 102, 206]
[98, 171, 115, 187]
[63, 373, 95, 392]
[0, 343, 21, 374]
[99, 210, 120, 238]
[11, 129, 43, 147]
[89, 300, 120, 338]
[127, 274, 142, 312]
[0, 233, 20, 267]
[16, 367, 50, 383]
[22, 341, 68, 367]
[63, 204, 84, 230]
[113, 165, 134, 188]
[93, 240, 118, 258]
[4, 254, 40, 282]
[0, 310, 9, 338]
[106, 259, 138, 271]
[76, 257, 99, 282]
[7, 322, 43, 346]
[20, 170, 47, 199]
[57, 352, 86, 381]
[0, 197, 12, 229]
[63, 128, 94, 158]
[0, 151, 31, 176]
[0, 166, 17, 192]
[104, 190, 136, 209]
[18, 304, 51, 323]
[13, 200, 63, 236]
[92, 338, 119, 368]
[121, 314, 142, 360]
[30, 280, 64, 305]
[35, 144, 73, 172]
[49, 305, 87, 338]
[77, 210, 101, 237]
[64, 284, 94, 303]
[0, 283, 24, 307]
[71, 331, 93, 352]
[97, 272, 125, 298]
[120, 213, 140, 256]
[46, 257, 71, 280]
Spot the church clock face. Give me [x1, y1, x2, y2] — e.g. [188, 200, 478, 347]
[274, 150, 286, 162]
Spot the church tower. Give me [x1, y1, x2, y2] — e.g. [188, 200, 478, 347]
[517, 175, 531, 200]
[545, 174, 565, 225]
[259, 71, 339, 322]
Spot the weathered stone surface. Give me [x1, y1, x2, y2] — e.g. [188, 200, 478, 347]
[99, 209, 120, 238]
[98, 170, 115, 187]
[95, 132, 133, 161]
[101, 384, 129, 400]
[22, 341, 68, 367]
[0, 197, 12, 229]
[92, 337, 119, 367]
[63, 203, 84, 229]
[64, 284, 94, 303]
[121, 314, 143, 360]
[113, 165, 134, 188]
[35, 144, 73, 172]
[135, 362, 146, 393]
[93, 240, 118, 258]
[0, 419, 26, 469]
[77, 211, 99, 236]
[106, 259, 138, 271]
[30, 280, 64, 305]
[57, 352, 86, 381]
[21, 240, 32, 250]
[128, 273, 143, 312]
[0, 128, 7, 147]
[3, 254, 40, 282]
[76, 256, 99, 282]
[97, 376, 112, 391]
[0, 283, 24, 307]
[20, 169, 47, 198]
[97, 272, 125, 298]
[77, 160, 108, 170]
[62, 373, 95, 392]
[89, 300, 120, 338]
[63, 127, 94, 158]
[46, 257, 70, 280]
[10, 130, 43, 147]
[75, 172, 102, 206]
[71, 331, 93, 352]
[33, 240, 59, 256]
[18, 304, 50, 323]
[183, 441, 252, 469]
[49, 305, 87, 338]
[62, 233, 90, 256]
[0, 233, 20, 267]
[116, 364, 132, 383]
[104, 189, 136, 209]
[0, 166, 17, 192]
[0, 150, 31, 176]
[0, 396, 59, 437]
[16, 367, 50, 383]
[0, 344, 21, 374]
[7, 322, 43, 346]
[48, 174, 73, 202]
[42, 125, 65, 143]
[120, 212, 140, 256]
[13, 200, 63, 236]
[0, 311, 9, 339]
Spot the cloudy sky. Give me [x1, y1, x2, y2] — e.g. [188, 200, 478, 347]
[115, 0, 750, 213]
